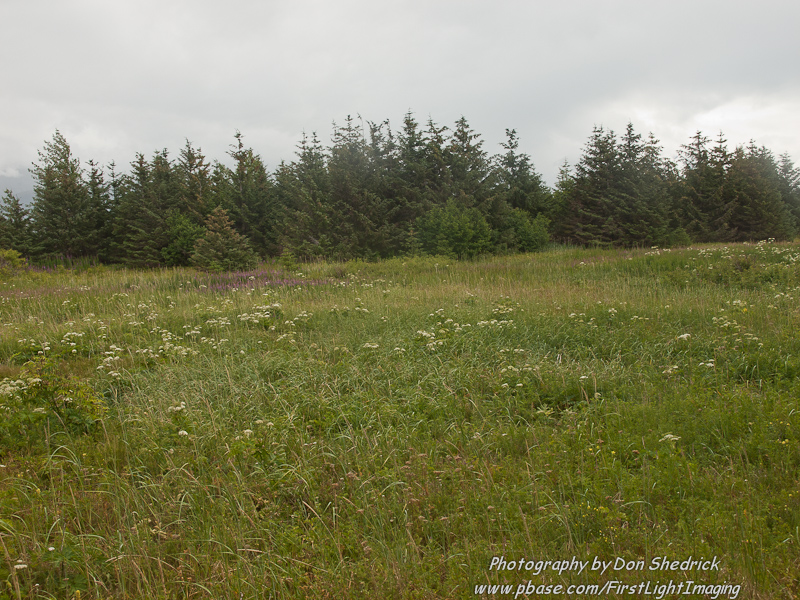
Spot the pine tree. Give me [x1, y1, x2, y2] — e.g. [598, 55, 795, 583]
[421, 117, 452, 208]
[220, 132, 279, 256]
[491, 129, 552, 251]
[85, 159, 112, 260]
[275, 132, 332, 259]
[777, 153, 800, 231]
[614, 125, 670, 246]
[494, 129, 550, 215]
[176, 140, 212, 226]
[678, 132, 737, 242]
[325, 115, 388, 258]
[29, 130, 93, 257]
[445, 116, 493, 212]
[549, 161, 576, 243]
[726, 145, 795, 241]
[113, 151, 178, 267]
[561, 126, 622, 246]
[0, 189, 33, 255]
[191, 207, 258, 271]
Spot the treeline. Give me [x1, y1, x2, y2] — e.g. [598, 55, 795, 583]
[2, 114, 799, 267]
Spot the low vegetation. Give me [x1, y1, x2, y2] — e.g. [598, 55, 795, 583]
[1, 241, 799, 599]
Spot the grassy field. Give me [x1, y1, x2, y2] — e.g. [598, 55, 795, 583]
[1, 241, 799, 599]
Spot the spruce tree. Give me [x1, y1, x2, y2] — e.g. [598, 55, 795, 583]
[445, 116, 493, 212]
[191, 207, 257, 272]
[220, 132, 279, 256]
[29, 130, 93, 257]
[113, 151, 178, 267]
[726, 145, 795, 241]
[275, 132, 332, 259]
[85, 159, 112, 260]
[678, 132, 737, 242]
[614, 125, 670, 246]
[776, 153, 800, 231]
[562, 126, 622, 246]
[0, 189, 33, 255]
[495, 129, 550, 215]
[176, 140, 212, 226]
[491, 129, 552, 251]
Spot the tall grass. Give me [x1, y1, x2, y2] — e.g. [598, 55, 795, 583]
[1, 241, 799, 598]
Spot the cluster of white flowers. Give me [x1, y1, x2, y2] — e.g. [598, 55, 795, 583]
[205, 317, 231, 327]
[476, 319, 515, 329]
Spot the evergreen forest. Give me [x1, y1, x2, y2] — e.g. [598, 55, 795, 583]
[2, 114, 799, 268]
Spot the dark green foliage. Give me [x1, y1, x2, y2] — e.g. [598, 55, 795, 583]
[494, 129, 551, 216]
[29, 131, 95, 257]
[725, 145, 795, 241]
[445, 116, 494, 212]
[776, 153, 800, 230]
[559, 126, 622, 246]
[16, 120, 800, 265]
[276, 132, 332, 259]
[0, 189, 33, 255]
[215, 132, 280, 256]
[161, 211, 206, 266]
[506, 209, 550, 252]
[614, 126, 672, 246]
[416, 199, 492, 258]
[677, 133, 738, 242]
[677, 135, 797, 242]
[176, 139, 213, 226]
[191, 206, 258, 272]
[556, 124, 688, 248]
[113, 151, 180, 267]
[85, 159, 112, 259]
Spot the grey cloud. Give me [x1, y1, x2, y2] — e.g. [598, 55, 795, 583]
[2, 0, 798, 204]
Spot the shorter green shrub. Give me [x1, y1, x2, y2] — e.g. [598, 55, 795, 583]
[0, 356, 106, 455]
[0, 248, 26, 276]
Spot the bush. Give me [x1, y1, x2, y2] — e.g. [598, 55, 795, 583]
[0, 248, 26, 277]
[0, 357, 106, 455]
[416, 200, 492, 259]
[509, 209, 550, 252]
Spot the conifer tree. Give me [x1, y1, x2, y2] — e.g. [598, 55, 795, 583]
[678, 132, 737, 242]
[325, 115, 389, 258]
[219, 132, 279, 256]
[726, 145, 795, 240]
[113, 151, 178, 266]
[614, 125, 670, 246]
[191, 206, 257, 271]
[445, 116, 493, 212]
[561, 126, 622, 246]
[85, 159, 112, 260]
[0, 190, 32, 255]
[494, 129, 550, 216]
[776, 153, 800, 230]
[176, 140, 212, 226]
[29, 130, 93, 257]
[421, 117, 452, 208]
[275, 132, 332, 259]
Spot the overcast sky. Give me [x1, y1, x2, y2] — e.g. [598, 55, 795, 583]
[2, 0, 799, 203]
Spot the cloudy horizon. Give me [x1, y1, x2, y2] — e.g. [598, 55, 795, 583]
[2, 0, 799, 204]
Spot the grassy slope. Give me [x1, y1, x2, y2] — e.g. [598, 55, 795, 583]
[0, 242, 799, 599]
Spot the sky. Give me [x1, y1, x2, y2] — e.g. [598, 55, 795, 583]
[2, 0, 799, 204]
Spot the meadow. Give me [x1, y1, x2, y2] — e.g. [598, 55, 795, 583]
[0, 241, 799, 599]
